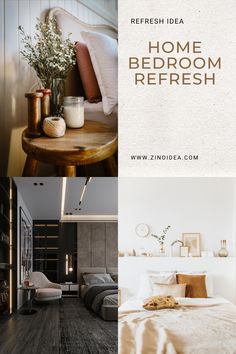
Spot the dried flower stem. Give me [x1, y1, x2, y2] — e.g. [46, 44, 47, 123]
[19, 18, 76, 88]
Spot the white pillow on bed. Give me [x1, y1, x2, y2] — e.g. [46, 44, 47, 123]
[81, 31, 118, 116]
[150, 273, 176, 285]
[138, 271, 177, 298]
[83, 273, 114, 285]
[152, 283, 186, 297]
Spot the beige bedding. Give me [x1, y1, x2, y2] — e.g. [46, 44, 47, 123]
[119, 298, 236, 354]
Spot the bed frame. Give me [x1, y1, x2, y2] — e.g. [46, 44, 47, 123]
[78, 267, 118, 321]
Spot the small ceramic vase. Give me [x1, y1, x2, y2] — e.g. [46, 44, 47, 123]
[218, 240, 228, 257]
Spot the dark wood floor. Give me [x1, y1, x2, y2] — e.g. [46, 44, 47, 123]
[0, 298, 117, 354]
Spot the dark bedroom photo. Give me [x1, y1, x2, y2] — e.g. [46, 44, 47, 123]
[0, 177, 118, 353]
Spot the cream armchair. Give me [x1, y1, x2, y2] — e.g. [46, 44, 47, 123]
[29, 272, 62, 302]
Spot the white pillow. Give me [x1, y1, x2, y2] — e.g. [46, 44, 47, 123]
[81, 31, 118, 115]
[152, 283, 186, 297]
[150, 273, 176, 286]
[138, 271, 176, 298]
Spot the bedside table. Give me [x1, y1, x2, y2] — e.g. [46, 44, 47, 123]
[18, 286, 38, 315]
[22, 120, 117, 176]
[60, 283, 79, 297]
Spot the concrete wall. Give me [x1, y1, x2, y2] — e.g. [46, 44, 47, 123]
[77, 222, 118, 268]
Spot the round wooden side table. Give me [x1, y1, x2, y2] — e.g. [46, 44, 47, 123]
[22, 120, 118, 177]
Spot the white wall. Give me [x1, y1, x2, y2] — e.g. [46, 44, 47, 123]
[119, 178, 236, 303]
[0, 0, 118, 176]
[119, 178, 236, 256]
[17, 189, 32, 309]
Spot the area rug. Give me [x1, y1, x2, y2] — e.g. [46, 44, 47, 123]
[59, 298, 117, 354]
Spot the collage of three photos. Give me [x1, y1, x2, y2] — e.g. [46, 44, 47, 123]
[1, 1, 236, 353]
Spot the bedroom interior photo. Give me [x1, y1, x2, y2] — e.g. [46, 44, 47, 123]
[119, 177, 236, 353]
[0, 0, 118, 177]
[0, 177, 118, 353]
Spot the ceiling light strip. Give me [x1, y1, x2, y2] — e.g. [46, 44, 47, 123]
[61, 177, 67, 219]
[61, 214, 118, 222]
[78, 177, 92, 206]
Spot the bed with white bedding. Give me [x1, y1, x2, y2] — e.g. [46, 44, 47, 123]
[119, 297, 236, 354]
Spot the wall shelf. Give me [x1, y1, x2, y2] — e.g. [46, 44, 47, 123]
[0, 178, 17, 316]
[33, 220, 60, 282]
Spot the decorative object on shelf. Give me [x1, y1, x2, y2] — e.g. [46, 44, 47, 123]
[151, 225, 171, 256]
[63, 96, 85, 128]
[25, 92, 43, 137]
[18, 18, 76, 89]
[182, 233, 201, 257]
[118, 251, 124, 257]
[180, 246, 189, 257]
[36, 88, 51, 121]
[124, 251, 131, 257]
[0, 280, 9, 313]
[201, 251, 215, 257]
[20, 207, 33, 283]
[132, 249, 136, 256]
[0, 232, 10, 245]
[137, 248, 148, 256]
[218, 240, 228, 257]
[23, 279, 30, 288]
[135, 223, 150, 237]
[43, 117, 66, 138]
[52, 78, 65, 116]
[171, 239, 184, 257]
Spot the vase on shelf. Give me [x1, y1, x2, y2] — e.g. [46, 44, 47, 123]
[218, 240, 228, 257]
[51, 78, 65, 116]
[159, 243, 165, 257]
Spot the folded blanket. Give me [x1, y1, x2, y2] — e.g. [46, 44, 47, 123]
[84, 284, 118, 312]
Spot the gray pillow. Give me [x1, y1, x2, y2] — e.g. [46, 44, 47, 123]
[110, 273, 118, 283]
[83, 273, 114, 285]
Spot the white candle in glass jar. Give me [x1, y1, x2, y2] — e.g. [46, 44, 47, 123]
[63, 96, 84, 128]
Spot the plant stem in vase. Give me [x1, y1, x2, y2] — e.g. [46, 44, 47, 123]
[52, 78, 65, 116]
[159, 243, 165, 256]
[151, 225, 171, 257]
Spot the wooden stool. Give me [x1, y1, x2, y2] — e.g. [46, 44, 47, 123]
[22, 120, 118, 177]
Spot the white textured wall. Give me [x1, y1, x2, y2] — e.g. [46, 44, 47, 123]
[0, 0, 117, 176]
[119, 178, 236, 256]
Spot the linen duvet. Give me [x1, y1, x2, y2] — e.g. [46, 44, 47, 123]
[119, 297, 236, 354]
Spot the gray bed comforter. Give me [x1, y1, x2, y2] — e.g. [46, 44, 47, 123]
[83, 284, 118, 314]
